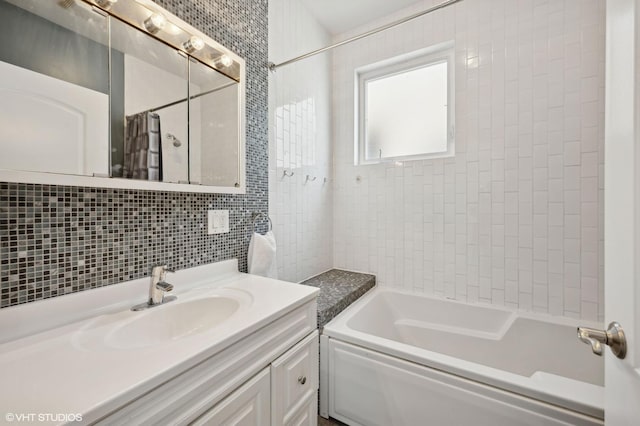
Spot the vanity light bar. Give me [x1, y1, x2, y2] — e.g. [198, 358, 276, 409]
[82, 0, 242, 81]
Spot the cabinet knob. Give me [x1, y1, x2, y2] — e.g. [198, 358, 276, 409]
[298, 376, 307, 385]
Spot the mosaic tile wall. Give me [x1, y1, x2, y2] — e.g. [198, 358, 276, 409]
[0, 0, 269, 308]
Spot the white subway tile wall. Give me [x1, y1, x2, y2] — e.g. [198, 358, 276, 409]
[268, 0, 333, 282]
[332, 0, 605, 320]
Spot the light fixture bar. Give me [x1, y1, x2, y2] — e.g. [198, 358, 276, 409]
[267, 0, 463, 71]
[83, 0, 242, 81]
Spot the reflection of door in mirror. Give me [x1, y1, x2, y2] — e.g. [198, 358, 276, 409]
[0, 0, 244, 191]
[0, 0, 109, 177]
[189, 59, 240, 187]
[109, 18, 189, 183]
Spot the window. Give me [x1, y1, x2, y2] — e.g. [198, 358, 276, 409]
[356, 42, 454, 164]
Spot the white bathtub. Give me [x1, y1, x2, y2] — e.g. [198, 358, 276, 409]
[320, 288, 604, 426]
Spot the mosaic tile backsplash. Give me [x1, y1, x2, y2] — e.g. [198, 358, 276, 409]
[0, 0, 269, 308]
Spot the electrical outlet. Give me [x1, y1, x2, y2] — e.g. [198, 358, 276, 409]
[208, 210, 229, 235]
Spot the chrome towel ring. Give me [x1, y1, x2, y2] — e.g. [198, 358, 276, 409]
[252, 212, 273, 233]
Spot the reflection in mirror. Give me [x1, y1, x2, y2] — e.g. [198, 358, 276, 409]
[189, 59, 240, 187]
[0, 0, 109, 176]
[109, 18, 188, 183]
[0, 0, 245, 193]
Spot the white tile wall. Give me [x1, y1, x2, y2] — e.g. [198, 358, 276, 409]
[268, 0, 333, 282]
[332, 0, 605, 320]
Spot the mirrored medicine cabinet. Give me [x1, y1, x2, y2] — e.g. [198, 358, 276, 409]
[0, 0, 245, 193]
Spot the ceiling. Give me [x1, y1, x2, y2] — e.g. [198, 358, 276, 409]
[299, 0, 425, 35]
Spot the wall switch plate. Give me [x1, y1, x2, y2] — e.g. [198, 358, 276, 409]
[208, 210, 229, 235]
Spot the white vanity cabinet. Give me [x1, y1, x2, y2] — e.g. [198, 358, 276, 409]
[0, 261, 320, 425]
[96, 301, 319, 426]
[192, 330, 319, 426]
[192, 368, 271, 426]
[271, 332, 319, 426]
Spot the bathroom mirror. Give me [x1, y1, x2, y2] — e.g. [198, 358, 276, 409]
[110, 17, 189, 183]
[189, 59, 241, 187]
[0, 0, 110, 177]
[0, 0, 245, 194]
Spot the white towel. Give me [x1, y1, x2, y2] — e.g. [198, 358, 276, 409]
[248, 231, 277, 278]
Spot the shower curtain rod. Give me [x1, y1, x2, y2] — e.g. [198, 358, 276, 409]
[267, 0, 463, 71]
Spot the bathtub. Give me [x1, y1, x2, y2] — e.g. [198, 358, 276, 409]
[319, 288, 604, 426]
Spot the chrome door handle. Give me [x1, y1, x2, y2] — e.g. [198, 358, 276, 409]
[577, 322, 626, 359]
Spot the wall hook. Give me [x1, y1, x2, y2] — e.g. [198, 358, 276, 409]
[282, 170, 294, 178]
[305, 175, 317, 183]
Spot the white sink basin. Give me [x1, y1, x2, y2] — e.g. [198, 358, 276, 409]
[105, 297, 240, 349]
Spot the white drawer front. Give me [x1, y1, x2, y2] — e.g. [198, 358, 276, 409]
[271, 330, 319, 425]
[192, 368, 270, 426]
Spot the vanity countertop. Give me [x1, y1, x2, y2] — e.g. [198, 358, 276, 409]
[301, 269, 375, 328]
[0, 260, 318, 424]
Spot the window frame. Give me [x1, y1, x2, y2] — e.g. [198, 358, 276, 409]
[355, 42, 455, 165]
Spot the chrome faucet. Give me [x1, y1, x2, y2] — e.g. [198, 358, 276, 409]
[149, 265, 175, 305]
[131, 265, 177, 311]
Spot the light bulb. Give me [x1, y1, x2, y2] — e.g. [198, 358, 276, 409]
[214, 54, 233, 68]
[182, 36, 205, 52]
[144, 13, 166, 34]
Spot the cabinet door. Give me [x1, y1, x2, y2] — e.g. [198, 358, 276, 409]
[192, 368, 270, 426]
[285, 395, 317, 426]
[271, 330, 319, 425]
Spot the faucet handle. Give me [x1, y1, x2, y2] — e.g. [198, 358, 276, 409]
[151, 264, 175, 279]
[151, 264, 165, 274]
[159, 265, 176, 274]
[161, 266, 175, 282]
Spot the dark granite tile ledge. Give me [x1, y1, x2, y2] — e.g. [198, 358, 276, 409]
[300, 269, 375, 328]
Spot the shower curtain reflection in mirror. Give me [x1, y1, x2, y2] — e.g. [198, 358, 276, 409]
[110, 18, 189, 183]
[123, 112, 163, 181]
